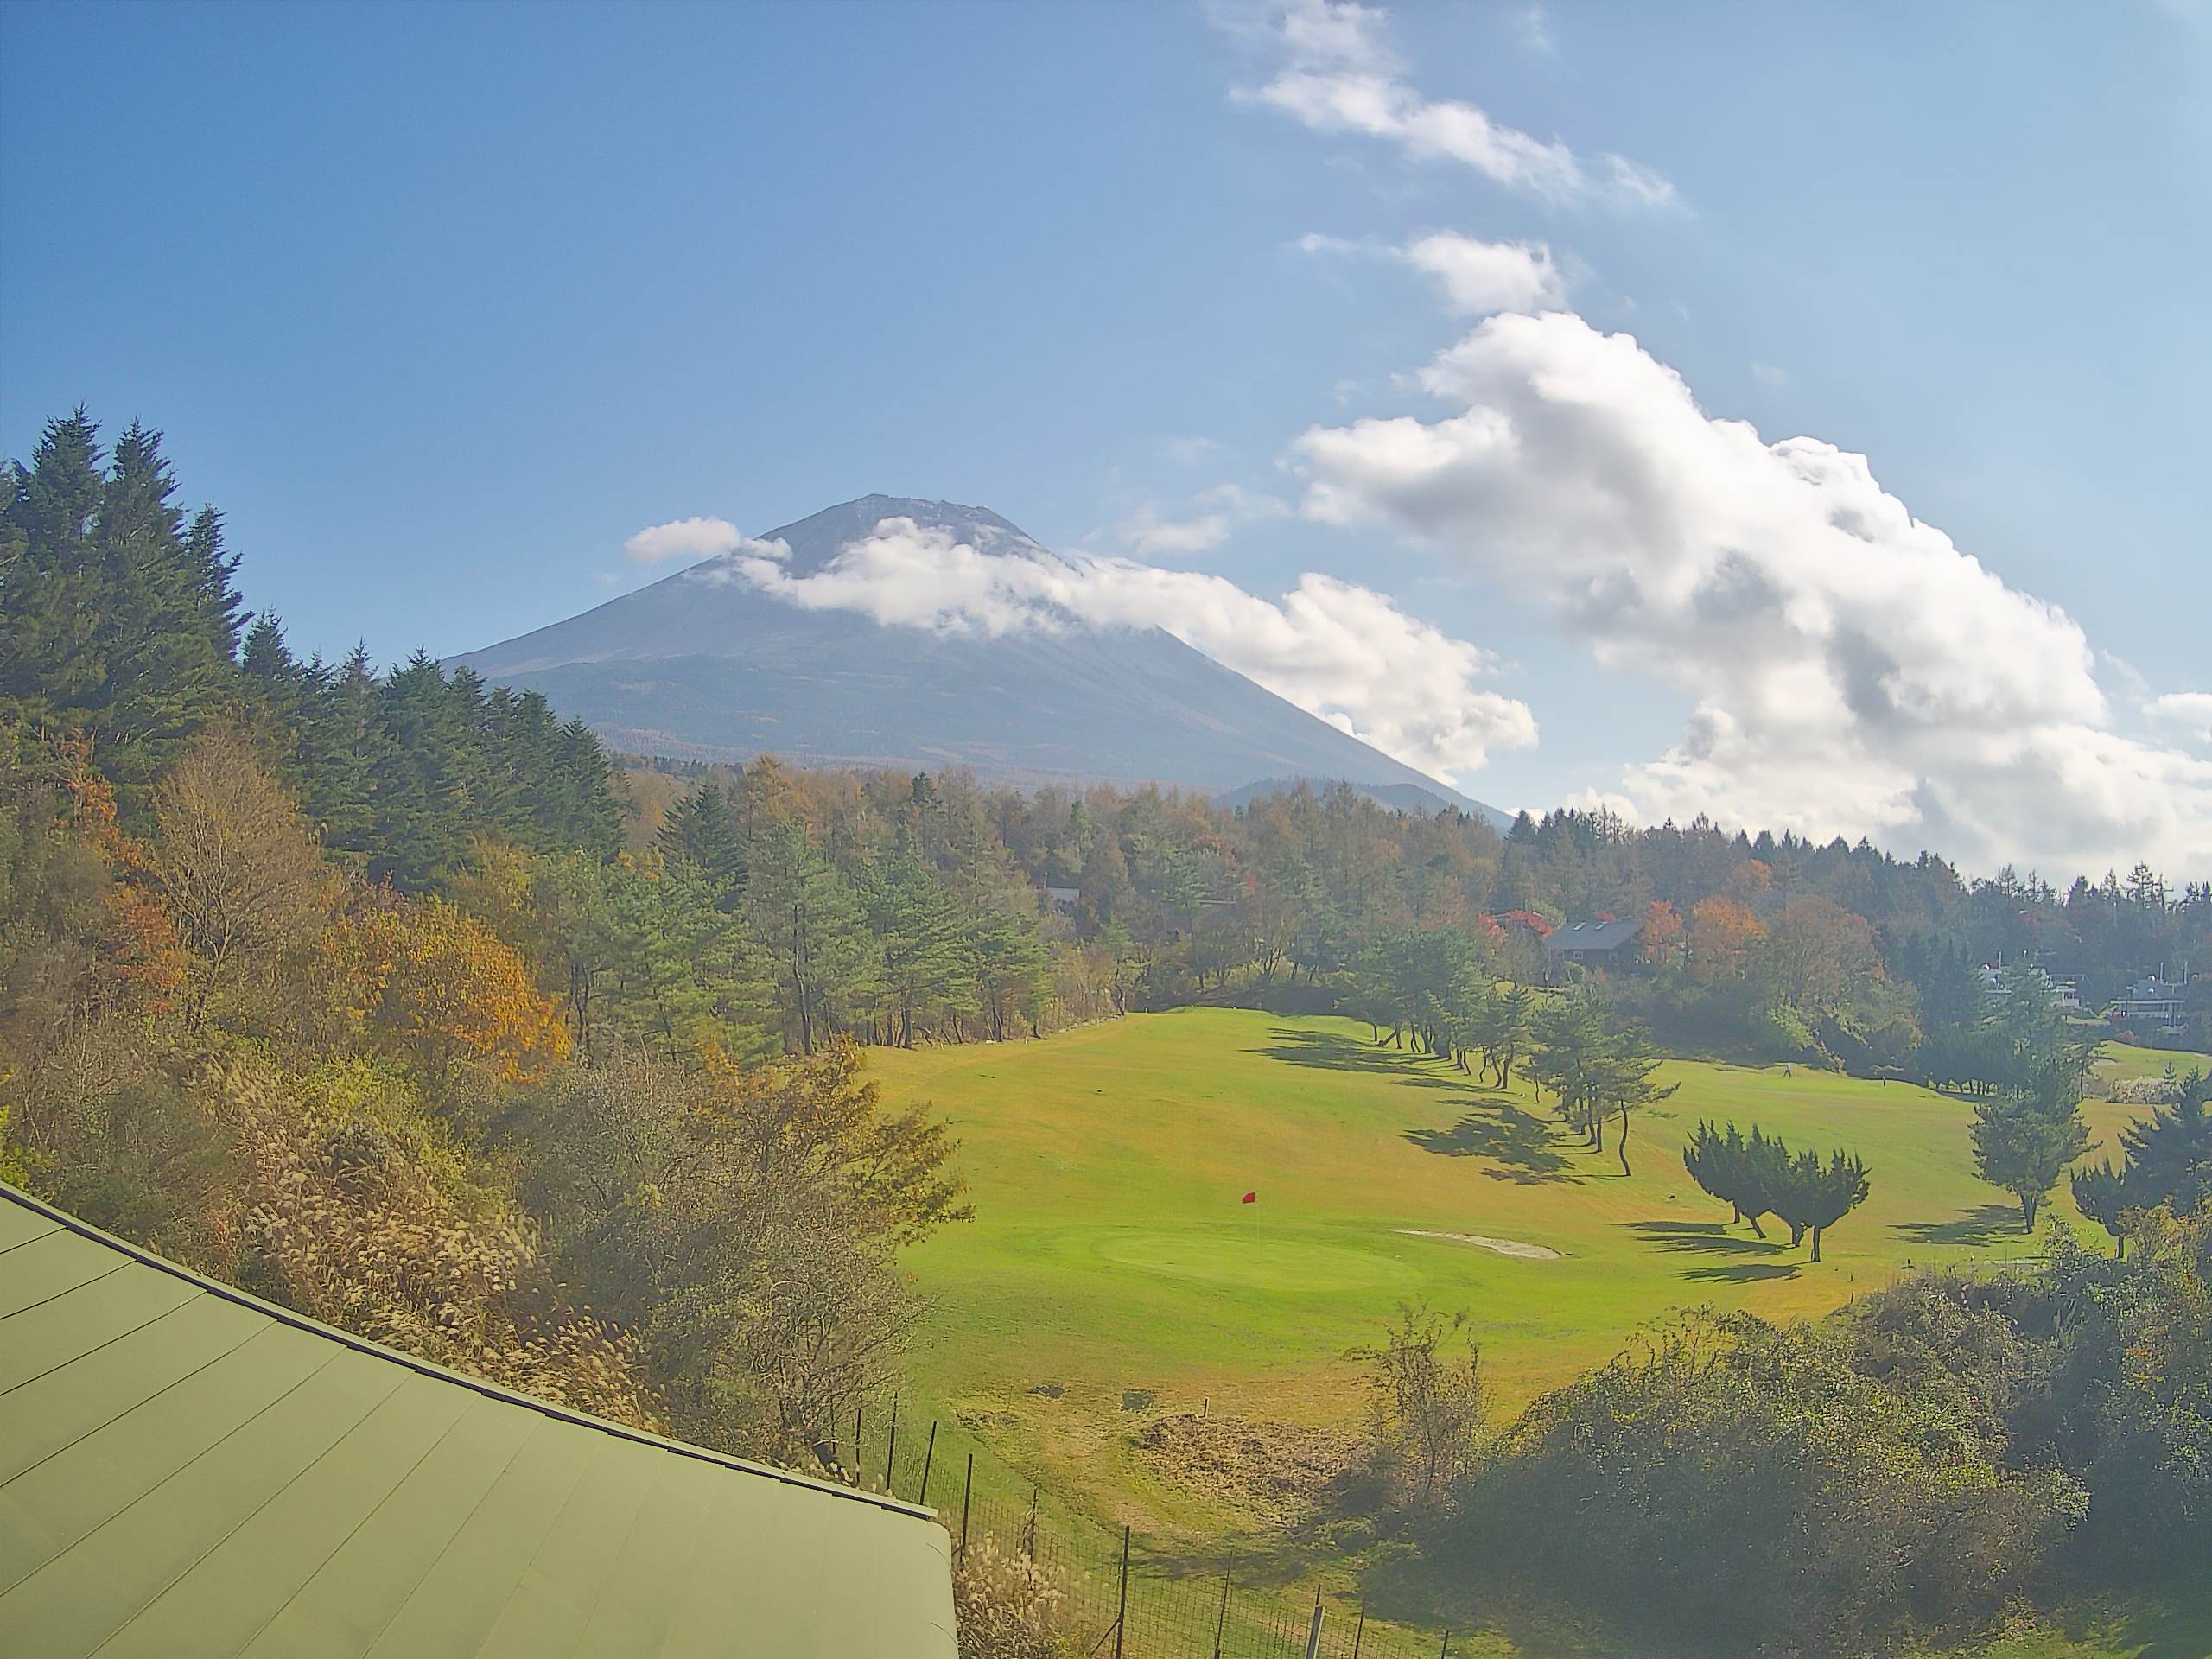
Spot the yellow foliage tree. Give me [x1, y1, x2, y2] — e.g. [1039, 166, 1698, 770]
[337, 894, 570, 1092]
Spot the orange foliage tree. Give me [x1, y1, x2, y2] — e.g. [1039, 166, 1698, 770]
[336, 895, 570, 1091]
[54, 738, 190, 1012]
[1689, 895, 1766, 983]
[1640, 899, 1685, 966]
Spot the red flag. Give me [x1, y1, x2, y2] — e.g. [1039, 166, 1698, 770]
[1241, 1192, 1255, 1204]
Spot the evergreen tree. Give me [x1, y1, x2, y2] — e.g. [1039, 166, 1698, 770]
[658, 781, 746, 887]
[1771, 1147, 1872, 1262]
[2070, 1160, 2132, 1259]
[2115, 1069, 2212, 1217]
[744, 819, 876, 1054]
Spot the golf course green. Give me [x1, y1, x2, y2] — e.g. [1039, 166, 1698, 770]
[871, 1010, 2175, 1525]
[861, 1009, 2209, 1656]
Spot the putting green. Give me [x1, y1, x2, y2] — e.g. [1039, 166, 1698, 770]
[1072, 1224, 1420, 1293]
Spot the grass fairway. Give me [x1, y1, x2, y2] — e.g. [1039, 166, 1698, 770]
[870, 1008, 2156, 1544]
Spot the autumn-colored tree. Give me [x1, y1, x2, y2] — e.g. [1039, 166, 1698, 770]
[336, 893, 570, 1094]
[146, 727, 339, 1029]
[51, 737, 189, 1012]
[698, 1036, 971, 1244]
[1640, 899, 1684, 966]
[1689, 895, 1765, 983]
[1726, 858, 1774, 906]
[1754, 896, 1883, 1021]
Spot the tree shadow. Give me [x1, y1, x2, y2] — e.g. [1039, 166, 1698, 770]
[1897, 1202, 2023, 1249]
[1404, 1104, 1570, 1179]
[1260, 1025, 1451, 1077]
[1623, 1219, 1789, 1257]
[1682, 1262, 1801, 1282]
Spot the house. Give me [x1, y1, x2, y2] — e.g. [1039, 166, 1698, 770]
[1543, 918, 1645, 962]
[0, 1180, 958, 1659]
[2109, 975, 2185, 1028]
[1044, 886, 1080, 913]
[1976, 962, 2083, 1012]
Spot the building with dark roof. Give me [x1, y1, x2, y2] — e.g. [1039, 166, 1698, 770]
[0, 1181, 957, 1659]
[1542, 918, 1645, 962]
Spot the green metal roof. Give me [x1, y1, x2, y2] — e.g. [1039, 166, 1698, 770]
[0, 1182, 957, 1659]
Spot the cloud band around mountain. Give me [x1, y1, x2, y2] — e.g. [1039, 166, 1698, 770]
[692, 517, 1536, 787]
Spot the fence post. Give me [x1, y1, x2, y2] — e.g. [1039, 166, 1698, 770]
[1023, 1485, 1037, 1557]
[1212, 1567, 1230, 1658]
[1303, 1584, 1325, 1659]
[853, 1406, 861, 1475]
[919, 1422, 938, 1505]
[885, 1398, 899, 1495]
[1440, 1631, 1452, 1656]
[960, 1453, 974, 1556]
[1351, 1602, 1365, 1659]
[1113, 1524, 1130, 1659]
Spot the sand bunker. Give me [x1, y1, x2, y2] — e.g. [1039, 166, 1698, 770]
[1398, 1229, 1562, 1260]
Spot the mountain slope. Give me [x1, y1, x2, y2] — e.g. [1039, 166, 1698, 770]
[454, 496, 1510, 824]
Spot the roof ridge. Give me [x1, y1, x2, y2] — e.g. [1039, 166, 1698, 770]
[0, 1181, 938, 1524]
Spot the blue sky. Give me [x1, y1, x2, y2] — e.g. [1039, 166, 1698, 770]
[3, 1, 2207, 873]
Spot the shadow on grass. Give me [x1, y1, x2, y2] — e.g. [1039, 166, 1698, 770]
[1897, 1202, 2024, 1249]
[1404, 1102, 1572, 1179]
[1682, 1261, 1801, 1283]
[1623, 1221, 1802, 1281]
[1624, 1219, 1787, 1256]
[1259, 1024, 1441, 1076]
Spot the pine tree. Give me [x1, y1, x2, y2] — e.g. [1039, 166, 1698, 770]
[2070, 1160, 2132, 1259]
[1771, 1147, 1871, 1262]
[658, 781, 746, 888]
[2115, 1069, 2212, 1217]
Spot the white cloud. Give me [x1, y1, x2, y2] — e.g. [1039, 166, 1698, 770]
[1751, 361, 1789, 390]
[1292, 310, 2212, 874]
[1239, 1, 1674, 209]
[1114, 484, 1290, 561]
[1163, 435, 1226, 467]
[1295, 228, 1568, 315]
[624, 516, 747, 564]
[1402, 232, 1565, 314]
[1123, 505, 1232, 559]
[704, 515, 1536, 785]
[2150, 691, 2212, 744]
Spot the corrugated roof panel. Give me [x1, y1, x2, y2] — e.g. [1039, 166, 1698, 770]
[0, 1183, 956, 1659]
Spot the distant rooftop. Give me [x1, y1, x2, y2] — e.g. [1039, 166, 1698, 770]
[0, 1181, 956, 1659]
[1543, 918, 1645, 954]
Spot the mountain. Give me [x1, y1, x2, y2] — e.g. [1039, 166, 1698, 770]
[452, 496, 1510, 823]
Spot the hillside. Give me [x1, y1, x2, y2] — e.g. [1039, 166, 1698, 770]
[452, 496, 1508, 817]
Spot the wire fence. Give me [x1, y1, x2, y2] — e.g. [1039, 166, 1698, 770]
[839, 1404, 1460, 1659]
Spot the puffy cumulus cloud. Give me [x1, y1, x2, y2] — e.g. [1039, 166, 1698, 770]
[1292, 310, 2212, 874]
[715, 516, 1535, 785]
[1297, 230, 1567, 315]
[1239, 1, 1673, 208]
[624, 516, 747, 564]
[2150, 691, 2212, 745]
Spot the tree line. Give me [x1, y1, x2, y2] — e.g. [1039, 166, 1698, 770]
[1, 412, 972, 1470]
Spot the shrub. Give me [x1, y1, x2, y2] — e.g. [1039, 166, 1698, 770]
[951, 1536, 1075, 1659]
[1449, 1306, 2085, 1653]
[2110, 1073, 2183, 1105]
